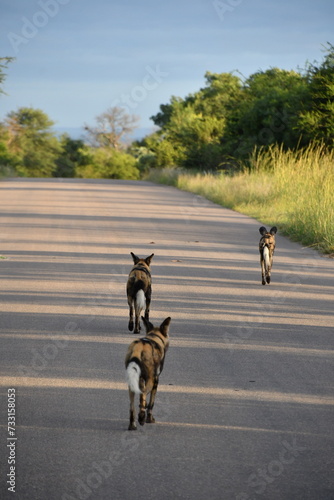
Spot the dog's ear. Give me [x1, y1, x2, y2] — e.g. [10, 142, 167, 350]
[141, 316, 154, 333]
[159, 317, 171, 337]
[269, 226, 277, 235]
[131, 252, 140, 264]
[259, 227, 267, 236]
[145, 253, 154, 266]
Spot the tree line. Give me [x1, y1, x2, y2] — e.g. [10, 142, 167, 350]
[0, 98, 140, 179]
[138, 43, 333, 171]
[0, 44, 333, 178]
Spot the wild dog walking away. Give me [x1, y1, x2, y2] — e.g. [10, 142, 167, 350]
[125, 316, 171, 430]
[127, 252, 154, 334]
[259, 226, 277, 285]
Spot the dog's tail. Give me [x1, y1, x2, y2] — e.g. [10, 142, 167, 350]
[126, 359, 142, 394]
[134, 289, 146, 316]
[263, 245, 270, 271]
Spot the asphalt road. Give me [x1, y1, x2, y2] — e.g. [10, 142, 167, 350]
[0, 178, 333, 500]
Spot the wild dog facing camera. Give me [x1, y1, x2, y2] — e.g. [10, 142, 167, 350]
[259, 226, 277, 285]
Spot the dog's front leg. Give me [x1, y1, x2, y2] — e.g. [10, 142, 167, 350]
[146, 378, 159, 423]
[128, 389, 137, 430]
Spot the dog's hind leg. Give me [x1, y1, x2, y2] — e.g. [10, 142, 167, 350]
[134, 313, 141, 334]
[266, 252, 274, 284]
[128, 389, 137, 430]
[144, 286, 152, 321]
[138, 393, 146, 426]
[266, 265, 271, 284]
[260, 254, 266, 285]
[146, 378, 158, 423]
[128, 298, 134, 332]
[134, 290, 145, 334]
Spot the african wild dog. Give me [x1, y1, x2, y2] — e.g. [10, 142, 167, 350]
[127, 252, 154, 334]
[259, 226, 277, 285]
[125, 316, 171, 430]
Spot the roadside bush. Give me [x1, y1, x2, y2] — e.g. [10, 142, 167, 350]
[76, 147, 140, 180]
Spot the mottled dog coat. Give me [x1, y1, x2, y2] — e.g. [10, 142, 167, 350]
[125, 316, 171, 430]
[126, 252, 154, 333]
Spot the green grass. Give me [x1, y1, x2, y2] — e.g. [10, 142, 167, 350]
[147, 144, 334, 254]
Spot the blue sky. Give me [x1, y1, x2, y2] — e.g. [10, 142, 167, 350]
[0, 0, 333, 137]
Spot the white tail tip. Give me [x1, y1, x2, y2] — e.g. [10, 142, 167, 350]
[263, 246, 270, 270]
[126, 361, 142, 394]
[135, 289, 146, 313]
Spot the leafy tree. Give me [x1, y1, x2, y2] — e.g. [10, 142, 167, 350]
[54, 135, 90, 178]
[5, 107, 61, 177]
[128, 145, 157, 174]
[298, 43, 334, 147]
[0, 141, 21, 176]
[187, 72, 244, 119]
[136, 131, 183, 168]
[150, 96, 184, 129]
[84, 106, 139, 149]
[165, 107, 225, 169]
[0, 57, 14, 95]
[149, 72, 246, 169]
[227, 68, 309, 156]
[151, 73, 243, 128]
